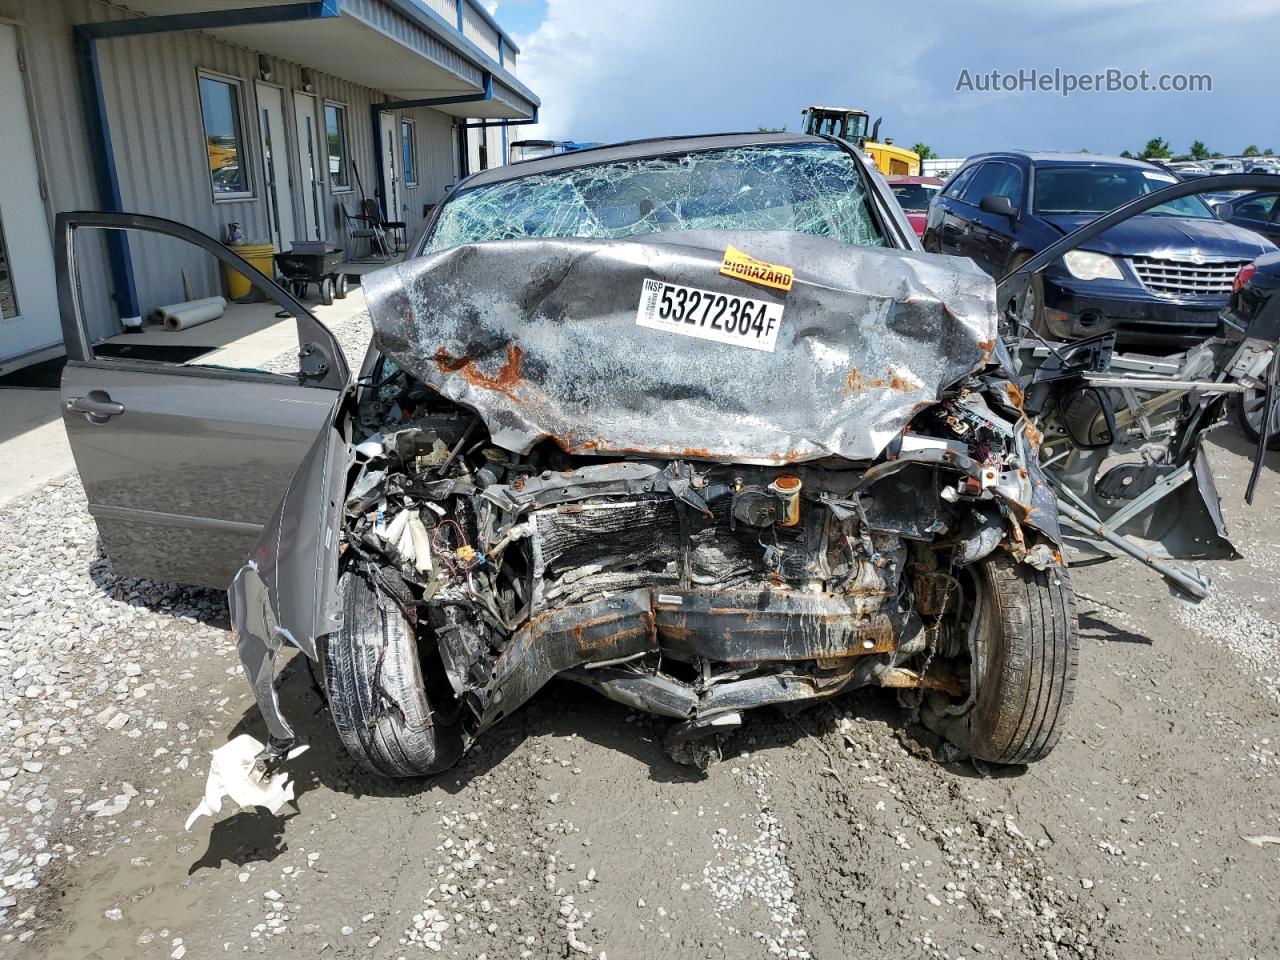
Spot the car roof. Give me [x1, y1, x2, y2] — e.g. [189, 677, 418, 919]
[461, 132, 831, 188]
[961, 151, 1169, 171]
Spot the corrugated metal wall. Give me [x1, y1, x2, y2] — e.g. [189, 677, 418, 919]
[460, 3, 499, 61]
[342, 0, 481, 87]
[397, 106, 459, 225]
[0, 0, 475, 341]
[421, 0, 458, 26]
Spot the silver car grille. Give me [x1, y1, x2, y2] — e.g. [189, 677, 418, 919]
[1129, 256, 1248, 297]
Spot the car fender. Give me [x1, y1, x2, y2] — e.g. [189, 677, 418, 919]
[228, 387, 354, 754]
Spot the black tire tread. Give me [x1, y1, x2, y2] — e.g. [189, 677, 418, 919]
[323, 572, 463, 778]
[969, 553, 1078, 764]
[1234, 392, 1280, 449]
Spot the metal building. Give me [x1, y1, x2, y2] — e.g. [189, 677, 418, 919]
[0, 0, 538, 374]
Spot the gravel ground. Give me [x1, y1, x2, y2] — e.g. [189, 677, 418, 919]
[1, 353, 1278, 959]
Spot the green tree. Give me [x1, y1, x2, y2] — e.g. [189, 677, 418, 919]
[911, 142, 936, 161]
[1266, 148, 1276, 156]
[1140, 137, 1172, 159]
[1119, 150, 1135, 159]
[1243, 144, 1261, 156]
[756, 126, 786, 133]
[1189, 140, 1211, 160]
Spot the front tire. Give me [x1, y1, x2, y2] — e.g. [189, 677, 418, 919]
[323, 572, 464, 777]
[928, 553, 1078, 764]
[1007, 254, 1047, 337]
[1235, 388, 1280, 448]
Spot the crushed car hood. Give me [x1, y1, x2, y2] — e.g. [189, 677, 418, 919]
[362, 230, 997, 464]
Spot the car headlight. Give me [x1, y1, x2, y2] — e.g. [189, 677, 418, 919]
[1062, 250, 1124, 281]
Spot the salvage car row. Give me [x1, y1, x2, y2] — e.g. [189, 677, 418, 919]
[51, 131, 1280, 813]
[891, 151, 1279, 350]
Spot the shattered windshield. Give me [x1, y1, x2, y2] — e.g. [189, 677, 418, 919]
[424, 143, 886, 252]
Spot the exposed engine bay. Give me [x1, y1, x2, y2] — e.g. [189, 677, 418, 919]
[340, 355, 1055, 763]
[230, 230, 1077, 776]
[323, 231, 1068, 767]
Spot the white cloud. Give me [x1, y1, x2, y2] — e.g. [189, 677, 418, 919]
[513, 0, 1280, 156]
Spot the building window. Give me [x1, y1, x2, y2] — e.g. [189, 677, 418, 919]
[324, 102, 350, 191]
[401, 119, 417, 186]
[197, 73, 251, 200]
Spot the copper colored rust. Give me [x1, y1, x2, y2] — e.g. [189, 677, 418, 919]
[843, 367, 921, 395]
[571, 609, 655, 654]
[913, 570, 958, 616]
[434, 344, 525, 401]
[878, 666, 963, 695]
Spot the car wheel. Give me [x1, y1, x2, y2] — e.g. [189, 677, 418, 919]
[1235, 388, 1280, 448]
[319, 276, 335, 306]
[925, 553, 1077, 764]
[322, 571, 465, 778]
[1007, 255, 1047, 336]
[334, 273, 349, 300]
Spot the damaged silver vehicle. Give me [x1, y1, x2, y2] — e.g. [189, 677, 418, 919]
[59, 133, 1081, 785]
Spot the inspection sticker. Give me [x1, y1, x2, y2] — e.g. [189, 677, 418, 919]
[720, 244, 794, 291]
[635, 278, 784, 353]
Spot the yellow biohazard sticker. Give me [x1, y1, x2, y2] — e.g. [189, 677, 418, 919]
[719, 244, 794, 292]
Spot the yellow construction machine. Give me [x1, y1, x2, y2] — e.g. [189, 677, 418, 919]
[801, 105, 920, 176]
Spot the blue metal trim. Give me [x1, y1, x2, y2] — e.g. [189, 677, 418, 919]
[370, 108, 387, 220]
[455, 0, 464, 30]
[379, 0, 540, 108]
[71, 28, 140, 323]
[375, 71, 493, 111]
[465, 0, 520, 54]
[462, 108, 537, 130]
[72, 1, 342, 329]
[372, 73, 494, 217]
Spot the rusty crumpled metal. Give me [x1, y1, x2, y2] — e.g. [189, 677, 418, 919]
[362, 230, 997, 465]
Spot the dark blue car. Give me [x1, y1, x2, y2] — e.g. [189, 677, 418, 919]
[1222, 191, 1280, 245]
[923, 152, 1277, 347]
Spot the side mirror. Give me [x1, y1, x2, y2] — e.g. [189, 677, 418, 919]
[979, 194, 1019, 219]
[1058, 386, 1117, 449]
[1212, 201, 1235, 221]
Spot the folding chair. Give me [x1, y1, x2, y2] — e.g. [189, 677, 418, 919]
[341, 200, 390, 261]
[363, 198, 407, 254]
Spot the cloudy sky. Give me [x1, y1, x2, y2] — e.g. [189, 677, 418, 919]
[490, 0, 1279, 159]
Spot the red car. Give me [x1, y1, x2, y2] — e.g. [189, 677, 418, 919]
[887, 175, 943, 237]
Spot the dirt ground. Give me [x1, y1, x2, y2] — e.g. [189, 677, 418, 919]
[1, 425, 1278, 960]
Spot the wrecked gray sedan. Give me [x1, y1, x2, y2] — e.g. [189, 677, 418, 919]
[58, 134, 1077, 785]
[235, 133, 1075, 777]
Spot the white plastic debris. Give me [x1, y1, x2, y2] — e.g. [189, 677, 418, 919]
[1241, 834, 1280, 847]
[406, 515, 433, 574]
[184, 735, 309, 831]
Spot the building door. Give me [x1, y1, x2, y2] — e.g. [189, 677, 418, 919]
[0, 25, 60, 369]
[255, 83, 295, 252]
[292, 92, 324, 242]
[379, 111, 400, 222]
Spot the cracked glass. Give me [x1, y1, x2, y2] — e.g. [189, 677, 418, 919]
[425, 143, 886, 253]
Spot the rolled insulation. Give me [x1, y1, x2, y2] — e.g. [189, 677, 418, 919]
[151, 296, 228, 331]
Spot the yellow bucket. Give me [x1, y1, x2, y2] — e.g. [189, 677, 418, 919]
[223, 242, 276, 300]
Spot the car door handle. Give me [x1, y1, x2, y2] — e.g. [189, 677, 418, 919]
[66, 394, 125, 422]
